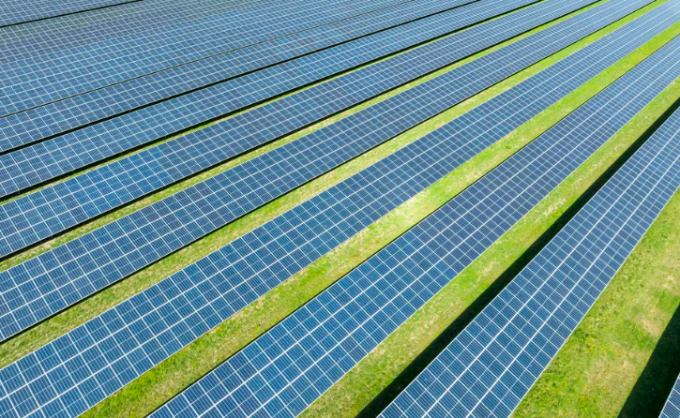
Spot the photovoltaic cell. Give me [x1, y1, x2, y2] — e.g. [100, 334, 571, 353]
[0, 0, 407, 115]
[0, 0, 541, 191]
[0, 0, 611, 256]
[661, 375, 680, 418]
[0, 0, 291, 63]
[0, 0, 478, 152]
[0, 0, 138, 27]
[0, 2, 670, 415]
[147, 24, 680, 418]
[0, 0, 639, 342]
[380, 39, 680, 418]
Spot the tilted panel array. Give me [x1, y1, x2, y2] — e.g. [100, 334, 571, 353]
[380, 36, 680, 418]
[0, 0, 406, 115]
[0, 0, 541, 194]
[0, 0, 640, 342]
[0, 0, 620, 262]
[146, 22, 680, 418]
[0, 0, 138, 27]
[0, 1, 671, 414]
[0, 0, 477, 153]
[661, 375, 680, 418]
[0, 0, 287, 64]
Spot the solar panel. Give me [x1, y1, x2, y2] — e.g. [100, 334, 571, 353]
[379, 42, 680, 418]
[0, 0, 284, 64]
[0, 0, 478, 153]
[661, 375, 680, 418]
[0, 0, 138, 28]
[0, 2, 671, 414]
[0, 0, 639, 342]
[0, 0, 656, 342]
[0, 0, 541, 190]
[0, 0, 407, 116]
[0, 0, 606, 235]
[144, 27, 680, 418]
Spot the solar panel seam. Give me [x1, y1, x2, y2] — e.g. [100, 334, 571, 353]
[0, 0, 617, 255]
[0, 0, 657, 344]
[0, 0, 538, 185]
[0, 0, 142, 28]
[0, 3, 677, 416]
[144, 28, 680, 418]
[0, 0, 410, 116]
[0, 0, 478, 153]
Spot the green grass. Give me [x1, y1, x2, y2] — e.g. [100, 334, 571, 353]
[75, 2, 680, 417]
[0, 0, 604, 365]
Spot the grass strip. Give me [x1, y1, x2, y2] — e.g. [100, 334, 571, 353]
[82, 4, 678, 418]
[0, 0, 607, 365]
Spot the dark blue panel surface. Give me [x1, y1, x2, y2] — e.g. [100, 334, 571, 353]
[0, 0, 538, 189]
[662, 375, 680, 418]
[0, 0, 477, 152]
[0, 0, 138, 27]
[0, 0, 622, 259]
[0, 0, 292, 64]
[0, 0, 408, 115]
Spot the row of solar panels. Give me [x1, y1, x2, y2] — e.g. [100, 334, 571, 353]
[0, 0, 139, 28]
[0, 0, 632, 342]
[0, 0, 596, 339]
[0, 0, 486, 158]
[1, 0, 670, 414]
[0, 0, 411, 114]
[2, 0, 680, 417]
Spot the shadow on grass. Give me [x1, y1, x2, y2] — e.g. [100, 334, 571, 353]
[618, 304, 680, 418]
[357, 94, 680, 418]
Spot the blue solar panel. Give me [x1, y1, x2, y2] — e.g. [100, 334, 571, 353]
[661, 375, 680, 418]
[0, 0, 640, 343]
[0, 0, 540, 192]
[0, 0, 618, 258]
[0, 0, 478, 153]
[379, 40, 680, 418]
[0, 0, 407, 115]
[144, 25, 680, 418]
[0, 0, 285, 64]
[0, 2, 670, 414]
[0, 0, 138, 27]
